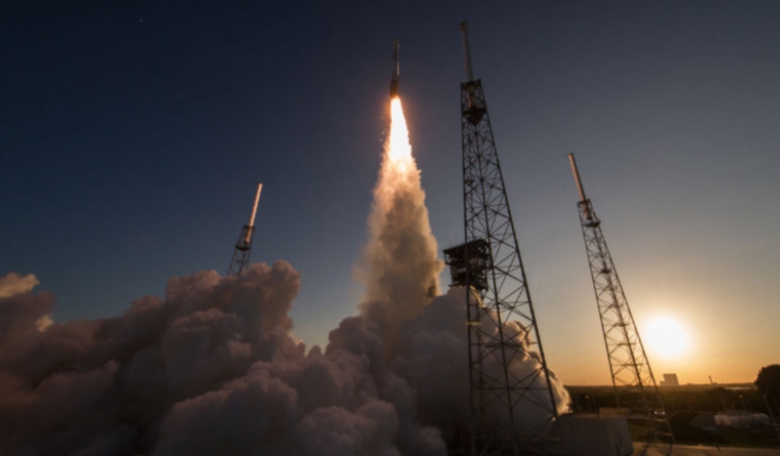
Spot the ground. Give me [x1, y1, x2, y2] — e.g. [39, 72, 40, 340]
[637, 443, 780, 456]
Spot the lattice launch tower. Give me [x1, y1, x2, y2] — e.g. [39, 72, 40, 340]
[444, 22, 560, 456]
[568, 153, 673, 443]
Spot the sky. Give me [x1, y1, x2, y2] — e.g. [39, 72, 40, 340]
[2, 0, 779, 385]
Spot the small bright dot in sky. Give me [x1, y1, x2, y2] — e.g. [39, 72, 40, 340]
[643, 317, 690, 359]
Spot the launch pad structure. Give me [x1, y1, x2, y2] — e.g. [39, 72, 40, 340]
[444, 22, 562, 456]
[568, 154, 674, 446]
[227, 183, 263, 276]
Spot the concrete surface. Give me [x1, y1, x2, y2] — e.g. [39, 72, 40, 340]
[635, 442, 780, 456]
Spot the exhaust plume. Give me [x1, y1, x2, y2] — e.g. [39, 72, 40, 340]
[357, 97, 443, 353]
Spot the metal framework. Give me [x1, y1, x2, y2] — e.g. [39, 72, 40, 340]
[227, 225, 255, 275]
[568, 154, 673, 443]
[227, 183, 263, 276]
[449, 22, 560, 456]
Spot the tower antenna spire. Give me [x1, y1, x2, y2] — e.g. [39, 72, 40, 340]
[568, 153, 591, 220]
[228, 183, 263, 275]
[246, 183, 263, 242]
[568, 153, 587, 203]
[568, 153, 674, 447]
[444, 22, 561, 455]
[459, 22, 475, 82]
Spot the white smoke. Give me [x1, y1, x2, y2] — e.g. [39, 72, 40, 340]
[0, 272, 39, 298]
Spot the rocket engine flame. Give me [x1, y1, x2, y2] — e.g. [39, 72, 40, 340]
[387, 98, 414, 172]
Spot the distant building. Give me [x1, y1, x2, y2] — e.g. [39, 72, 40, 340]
[660, 373, 680, 386]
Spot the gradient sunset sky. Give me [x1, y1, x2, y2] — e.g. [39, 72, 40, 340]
[2, 0, 779, 385]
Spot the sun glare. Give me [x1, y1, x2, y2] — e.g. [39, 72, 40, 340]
[643, 317, 690, 359]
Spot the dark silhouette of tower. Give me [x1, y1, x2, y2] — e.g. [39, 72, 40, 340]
[568, 153, 673, 445]
[444, 22, 560, 455]
[227, 183, 263, 276]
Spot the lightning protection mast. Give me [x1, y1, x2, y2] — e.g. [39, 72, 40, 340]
[227, 183, 263, 275]
[446, 22, 560, 456]
[568, 154, 674, 445]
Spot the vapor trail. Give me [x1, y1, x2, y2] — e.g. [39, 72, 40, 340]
[357, 97, 443, 353]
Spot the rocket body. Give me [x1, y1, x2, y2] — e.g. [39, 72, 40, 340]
[389, 40, 400, 97]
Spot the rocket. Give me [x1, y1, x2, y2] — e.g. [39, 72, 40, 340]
[389, 40, 400, 97]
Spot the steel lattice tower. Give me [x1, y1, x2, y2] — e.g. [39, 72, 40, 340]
[227, 183, 263, 276]
[445, 23, 560, 456]
[568, 154, 673, 444]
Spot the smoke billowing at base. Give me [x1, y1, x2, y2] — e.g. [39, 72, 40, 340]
[0, 99, 569, 455]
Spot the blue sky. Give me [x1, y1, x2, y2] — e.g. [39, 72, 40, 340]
[3, 0, 779, 384]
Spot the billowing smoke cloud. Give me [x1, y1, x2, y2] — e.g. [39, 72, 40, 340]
[0, 98, 568, 455]
[0, 265, 447, 456]
[0, 272, 39, 299]
[0, 265, 297, 455]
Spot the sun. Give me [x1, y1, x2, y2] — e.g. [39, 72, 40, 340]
[643, 317, 690, 359]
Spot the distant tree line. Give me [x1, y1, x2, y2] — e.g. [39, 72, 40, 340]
[755, 364, 780, 415]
